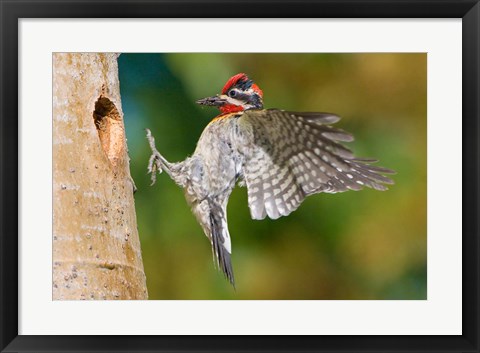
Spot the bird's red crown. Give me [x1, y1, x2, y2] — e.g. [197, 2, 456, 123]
[222, 73, 263, 98]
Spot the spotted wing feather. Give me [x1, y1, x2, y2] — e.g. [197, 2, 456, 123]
[238, 109, 395, 220]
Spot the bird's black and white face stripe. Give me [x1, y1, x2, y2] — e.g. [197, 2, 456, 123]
[223, 86, 264, 111]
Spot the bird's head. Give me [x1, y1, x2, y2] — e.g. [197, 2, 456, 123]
[196, 73, 264, 114]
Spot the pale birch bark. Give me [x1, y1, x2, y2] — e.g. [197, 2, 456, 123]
[52, 53, 148, 300]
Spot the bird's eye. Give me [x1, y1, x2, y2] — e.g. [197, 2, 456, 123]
[228, 90, 236, 98]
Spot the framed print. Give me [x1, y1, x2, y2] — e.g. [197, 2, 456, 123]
[1, 0, 479, 352]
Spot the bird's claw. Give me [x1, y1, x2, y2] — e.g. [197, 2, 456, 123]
[147, 153, 163, 186]
[146, 128, 166, 186]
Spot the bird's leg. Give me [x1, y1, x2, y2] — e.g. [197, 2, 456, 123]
[145, 128, 177, 185]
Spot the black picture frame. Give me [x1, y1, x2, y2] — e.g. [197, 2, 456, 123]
[1, 1, 478, 352]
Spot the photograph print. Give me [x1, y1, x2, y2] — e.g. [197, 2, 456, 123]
[53, 53, 426, 300]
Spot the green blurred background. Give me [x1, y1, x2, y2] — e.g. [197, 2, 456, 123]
[117, 53, 426, 300]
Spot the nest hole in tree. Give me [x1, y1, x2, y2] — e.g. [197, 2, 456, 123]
[93, 96, 124, 167]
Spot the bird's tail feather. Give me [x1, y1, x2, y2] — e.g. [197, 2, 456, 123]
[208, 201, 235, 288]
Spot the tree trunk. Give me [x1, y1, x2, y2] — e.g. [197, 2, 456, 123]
[52, 53, 148, 300]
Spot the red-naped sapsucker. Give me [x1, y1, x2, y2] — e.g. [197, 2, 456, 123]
[146, 73, 395, 287]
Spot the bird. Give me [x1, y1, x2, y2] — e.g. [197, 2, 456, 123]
[146, 73, 395, 287]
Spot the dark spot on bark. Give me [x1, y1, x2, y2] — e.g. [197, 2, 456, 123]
[99, 262, 116, 270]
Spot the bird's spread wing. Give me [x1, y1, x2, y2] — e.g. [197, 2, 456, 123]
[237, 109, 395, 220]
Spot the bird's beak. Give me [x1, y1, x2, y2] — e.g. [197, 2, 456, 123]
[196, 95, 227, 107]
